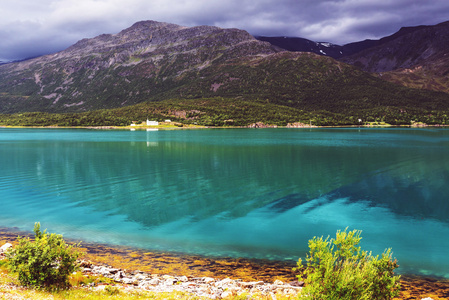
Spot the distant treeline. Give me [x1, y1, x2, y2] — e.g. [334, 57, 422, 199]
[1, 97, 448, 127]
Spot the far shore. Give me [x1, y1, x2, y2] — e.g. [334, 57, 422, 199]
[1, 123, 449, 130]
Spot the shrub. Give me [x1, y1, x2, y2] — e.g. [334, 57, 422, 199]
[296, 228, 401, 300]
[6, 222, 83, 289]
[104, 285, 122, 295]
[69, 271, 89, 287]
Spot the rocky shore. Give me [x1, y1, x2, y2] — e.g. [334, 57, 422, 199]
[1, 242, 301, 299]
[1, 240, 447, 299]
[82, 260, 303, 298]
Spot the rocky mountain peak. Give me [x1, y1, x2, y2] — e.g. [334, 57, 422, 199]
[0, 20, 278, 113]
[42, 20, 262, 61]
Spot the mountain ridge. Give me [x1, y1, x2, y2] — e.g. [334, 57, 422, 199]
[339, 20, 449, 72]
[0, 20, 279, 113]
[1, 19, 449, 127]
[339, 20, 449, 93]
[256, 21, 449, 60]
[257, 21, 449, 93]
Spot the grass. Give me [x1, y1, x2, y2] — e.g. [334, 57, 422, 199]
[365, 121, 392, 126]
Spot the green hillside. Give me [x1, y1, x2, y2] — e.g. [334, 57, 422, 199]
[2, 95, 449, 127]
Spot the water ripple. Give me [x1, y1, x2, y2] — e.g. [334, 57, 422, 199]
[2, 128, 449, 278]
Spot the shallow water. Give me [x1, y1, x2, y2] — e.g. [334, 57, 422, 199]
[1, 127, 449, 278]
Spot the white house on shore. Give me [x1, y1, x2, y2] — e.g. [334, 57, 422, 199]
[146, 119, 159, 126]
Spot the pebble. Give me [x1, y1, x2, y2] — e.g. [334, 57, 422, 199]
[80, 260, 302, 298]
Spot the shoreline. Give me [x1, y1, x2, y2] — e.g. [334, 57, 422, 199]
[1, 227, 449, 299]
[2, 124, 449, 130]
[0, 227, 297, 283]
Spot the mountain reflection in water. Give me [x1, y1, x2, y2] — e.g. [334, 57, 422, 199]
[1, 128, 449, 278]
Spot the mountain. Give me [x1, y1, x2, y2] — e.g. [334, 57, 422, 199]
[255, 36, 346, 58]
[0, 21, 277, 113]
[257, 22, 449, 94]
[339, 21, 449, 93]
[254, 36, 384, 59]
[340, 21, 449, 72]
[1, 20, 449, 124]
[255, 23, 434, 60]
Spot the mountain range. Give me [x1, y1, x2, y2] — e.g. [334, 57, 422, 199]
[0, 19, 449, 126]
[257, 21, 449, 94]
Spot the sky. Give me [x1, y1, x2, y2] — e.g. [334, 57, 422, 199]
[1, 0, 449, 61]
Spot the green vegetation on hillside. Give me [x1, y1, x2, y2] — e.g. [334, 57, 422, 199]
[2, 48, 449, 124]
[379, 67, 449, 94]
[1, 96, 449, 127]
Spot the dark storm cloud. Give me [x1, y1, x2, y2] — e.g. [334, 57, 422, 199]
[1, 0, 449, 61]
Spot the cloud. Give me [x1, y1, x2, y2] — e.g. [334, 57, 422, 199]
[1, 0, 449, 61]
[299, 0, 449, 42]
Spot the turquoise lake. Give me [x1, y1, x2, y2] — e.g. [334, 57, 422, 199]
[1, 127, 449, 278]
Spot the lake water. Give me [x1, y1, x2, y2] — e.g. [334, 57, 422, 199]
[1, 127, 449, 278]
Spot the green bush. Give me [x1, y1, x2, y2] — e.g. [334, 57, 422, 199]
[6, 222, 83, 289]
[105, 285, 122, 295]
[296, 228, 401, 300]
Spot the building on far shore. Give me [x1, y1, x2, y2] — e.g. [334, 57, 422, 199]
[146, 120, 159, 126]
